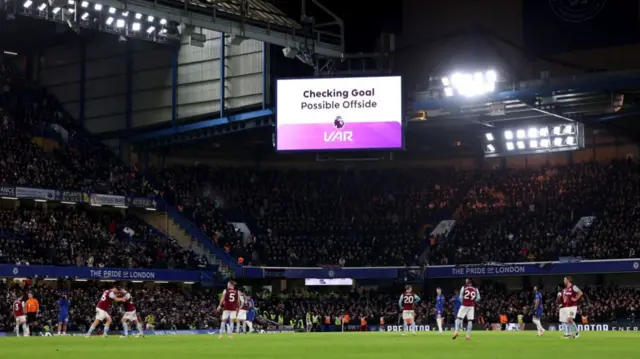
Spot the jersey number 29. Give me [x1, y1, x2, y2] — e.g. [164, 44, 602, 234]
[463, 289, 477, 300]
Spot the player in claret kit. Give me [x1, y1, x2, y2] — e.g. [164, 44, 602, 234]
[236, 291, 248, 334]
[12, 295, 29, 337]
[532, 286, 545, 336]
[217, 281, 244, 339]
[453, 279, 480, 340]
[119, 289, 145, 338]
[560, 276, 583, 339]
[399, 285, 421, 336]
[86, 287, 127, 338]
[434, 287, 446, 334]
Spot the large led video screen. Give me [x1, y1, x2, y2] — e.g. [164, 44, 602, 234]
[275, 76, 402, 151]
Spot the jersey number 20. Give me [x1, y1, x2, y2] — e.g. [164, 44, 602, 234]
[403, 295, 414, 304]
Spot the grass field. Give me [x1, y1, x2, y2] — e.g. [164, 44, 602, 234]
[2, 332, 638, 359]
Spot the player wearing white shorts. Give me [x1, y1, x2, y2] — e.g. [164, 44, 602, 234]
[236, 291, 248, 334]
[560, 277, 583, 339]
[120, 290, 144, 338]
[217, 281, 244, 339]
[87, 288, 126, 338]
[12, 295, 29, 337]
[399, 285, 421, 336]
[453, 279, 480, 340]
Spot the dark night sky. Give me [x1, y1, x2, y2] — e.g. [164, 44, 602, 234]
[273, 0, 402, 53]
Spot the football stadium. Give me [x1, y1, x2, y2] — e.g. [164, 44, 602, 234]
[0, 0, 639, 358]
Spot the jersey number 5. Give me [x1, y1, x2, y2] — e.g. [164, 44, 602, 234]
[228, 293, 236, 302]
[463, 289, 476, 300]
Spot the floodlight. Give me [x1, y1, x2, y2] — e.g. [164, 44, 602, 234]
[516, 141, 525, 149]
[553, 137, 563, 146]
[52, 6, 60, 13]
[444, 87, 454, 97]
[132, 22, 141, 31]
[485, 133, 494, 141]
[516, 129, 526, 139]
[529, 140, 538, 148]
[486, 70, 497, 82]
[94, 3, 102, 10]
[504, 130, 513, 140]
[528, 127, 538, 139]
[147, 15, 154, 22]
[106, 16, 114, 25]
[146, 26, 156, 33]
[122, 11, 129, 16]
[563, 124, 574, 134]
[80, 1, 88, 7]
[23, 0, 33, 7]
[108, 7, 115, 13]
[552, 126, 562, 136]
[539, 126, 549, 137]
[441, 77, 450, 86]
[566, 136, 576, 145]
[486, 144, 495, 152]
[506, 142, 515, 151]
[160, 18, 167, 25]
[116, 18, 125, 28]
[37, 3, 47, 10]
[160, 28, 167, 34]
[135, 13, 142, 19]
[81, 12, 89, 20]
[67, 0, 74, 4]
[540, 139, 550, 148]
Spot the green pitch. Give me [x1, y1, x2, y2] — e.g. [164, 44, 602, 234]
[2, 332, 637, 359]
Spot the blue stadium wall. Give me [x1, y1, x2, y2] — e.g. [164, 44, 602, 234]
[35, 29, 266, 152]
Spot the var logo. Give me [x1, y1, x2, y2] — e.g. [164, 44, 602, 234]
[324, 131, 353, 142]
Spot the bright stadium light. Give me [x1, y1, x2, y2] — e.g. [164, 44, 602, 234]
[108, 6, 115, 13]
[135, 13, 142, 20]
[52, 6, 60, 13]
[539, 126, 549, 137]
[67, 0, 74, 4]
[528, 127, 538, 139]
[485, 133, 494, 141]
[81, 11, 89, 20]
[160, 18, 167, 25]
[37, 3, 47, 10]
[486, 144, 495, 153]
[146, 26, 156, 33]
[529, 140, 538, 148]
[147, 15, 154, 22]
[553, 137, 563, 146]
[563, 124, 575, 134]
[442, 70, 497, 97]
[132, 22, 141, 31]
[516, 129, 526, 139]
[122, 11, 129, 16]
[516, 141, 525, 149]
[80, 0, 88, 7]
[23, 0, 33, 8]
[106, 16, 114, 25]
[553, 125, 562, 136]
[504, 130, 513, 140]
[540, 138, 550, 148]
[116, 18, 125, 28]
[94, 3, 102, 10]
[566, 136, 576, 145]
[506, 142, 515, 151]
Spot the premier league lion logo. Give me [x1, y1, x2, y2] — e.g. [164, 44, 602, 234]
[333, 116, 345, 129]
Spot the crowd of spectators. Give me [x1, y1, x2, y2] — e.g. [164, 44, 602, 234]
[0, 205, 207, 270]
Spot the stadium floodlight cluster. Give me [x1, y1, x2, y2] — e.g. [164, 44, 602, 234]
[17, 0, 179, 43]
[441, 70, 497, 98]
[484, 123, 584, 157]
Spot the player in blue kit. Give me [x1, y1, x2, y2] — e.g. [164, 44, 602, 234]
[435, 288, 446, 334]
[245, 297, 256, 333]
[450, 290, 462, 318]
[57, 294, 70, 335]
[532, 286, 545, 336]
